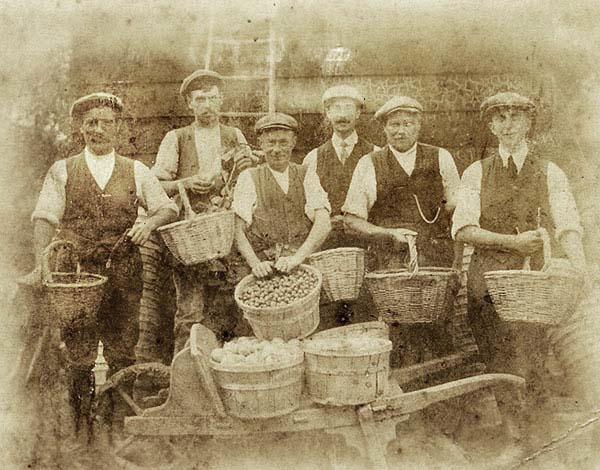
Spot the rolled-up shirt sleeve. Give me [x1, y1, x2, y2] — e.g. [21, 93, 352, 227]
[152, 130, 179, 181]
[31, 160, 67, 227]
[302, 148, 318, 169]
[134, 161, 179, 217]
[341, 155, 377, 220]
[547, 162, 583, 239]
[232, 169, 257, 226]
[451, 161, 482, 239]
[438, 148, 461, 211]
[303, 168, 331, 222]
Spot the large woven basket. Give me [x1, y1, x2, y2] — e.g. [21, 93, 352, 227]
[309, 247, 365, 302]
[157, 183, 234, 265]
[42, 240, 107, 329]
[364, 236, 457, 324]
[234, 264, 322, 340]
[484, 231, 582, 325]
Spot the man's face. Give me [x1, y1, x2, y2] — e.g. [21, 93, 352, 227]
[79, 106, 118, 155]
[187, 86, 222, 124]
[489, 108, 531, 149]
[325, 97, 360, 136]
[383, 110, 421, 152]
[258, 129, 296, 172]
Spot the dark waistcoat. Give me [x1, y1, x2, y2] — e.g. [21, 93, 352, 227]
[369, 144, 453, 267]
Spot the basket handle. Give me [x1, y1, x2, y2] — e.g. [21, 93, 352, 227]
[520, 228, 552, 271]
[406, 234, 419, 276]
[177, 181, 197, 220]
[41, 240, 76, 285]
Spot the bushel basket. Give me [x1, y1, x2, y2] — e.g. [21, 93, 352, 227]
[309, 247, 365, 302]
[42, 240, 107, 329]
[157, 182, 234, 265]
[484, 229, 583, 325]
[364, 235, 458, 324]
[234, 264, 322, 340]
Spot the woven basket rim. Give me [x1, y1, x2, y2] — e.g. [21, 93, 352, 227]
[309, 247, 366, 259]
[157, 209, 234, 233]
[209, 352, 304, 373]
[365, 267, 458, 279]
[309, 321, 389, 340]
[234, 264, 323, 313]
[484, 269, 581, 279]
[45, 271, 107, 289]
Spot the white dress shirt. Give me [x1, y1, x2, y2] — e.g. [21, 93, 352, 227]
[232, 165, 331, 226]
[451, 142, 583, 240]
[342, 143, 461, 220]
[303, 130, 359, 168]
[152, 123, 247, 182]
[32, 147, 178, 227]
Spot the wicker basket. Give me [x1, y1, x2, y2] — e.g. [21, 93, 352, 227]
[309, 247, 365, 302]
[303, 325, 392, 406]
[484, 230, 582, 325]
[364, 236, 458, 324]
[157, 182, 234, 265]
[234, 264, 322, 340]
[42, 240, 107, 329]
[210, 353, 305, 419]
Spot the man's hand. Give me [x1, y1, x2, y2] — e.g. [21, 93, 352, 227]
[331, 214, 345, 231]
[127, 221, 154, 246]
[509, 230, 543, 256]
[183, 175, 214, 195]
[388, 228, 418, 246]
[16, 265, 43, 288]
[274, 254, 303, 274]
[251, 260, 274, 278]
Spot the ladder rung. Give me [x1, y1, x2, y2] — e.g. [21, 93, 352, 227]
[212, 38, 270, 45]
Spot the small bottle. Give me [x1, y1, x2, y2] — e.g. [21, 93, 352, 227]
[92, 340, 109, 394]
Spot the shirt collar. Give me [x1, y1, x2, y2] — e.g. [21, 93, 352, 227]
[84, 147, 115, 161]
[388, 142, 417, 159]
[498, 141, 528, 170]
[332, 131, 358, 148]
[267, 165, 290, 178]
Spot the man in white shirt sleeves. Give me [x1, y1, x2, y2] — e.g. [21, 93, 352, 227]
[233, 113, 331, 279]
[24, 92, 178, 437]
[452, 91, 588, 437]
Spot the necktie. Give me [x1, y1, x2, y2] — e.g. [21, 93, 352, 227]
[339, 141, 350, 164]
[507, 155, 519, 179]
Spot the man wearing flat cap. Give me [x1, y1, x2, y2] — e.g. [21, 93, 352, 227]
[343, 95, 462, 366]
[233, 113, 331, 278]
[26, 92, 178, 433]
[150, 69, 256, 353]
[453, 91, 587, 433]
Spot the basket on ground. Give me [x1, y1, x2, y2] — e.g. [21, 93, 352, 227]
[484, 230, 583, 325]
[210, 353, 304, 419]
[302, 322, 392, 406]
[309, 247, 365, 302]
[42, 240, 107, 329]
[364, 237, 458, 324]
[157, 183, 234, 265]
[234, 264, 322, 340]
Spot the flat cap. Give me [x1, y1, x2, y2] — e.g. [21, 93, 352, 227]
[322, 85, 364, 107]
[70, 92, 123, 117]
[180, 69, 224, 96]
[374, 96, 423, 121]
[254, 112, 298, 134]
[480, 92, 536, 115]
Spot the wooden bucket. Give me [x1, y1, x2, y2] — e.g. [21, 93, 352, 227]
[209, 354, 305, 419]
[302, 330, 392, 406]
[234, 265, 322, 340]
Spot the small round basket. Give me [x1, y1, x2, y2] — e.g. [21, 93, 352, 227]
[309, 247, 365, 302]
[157, 183, 234, 265]
[234, 264, 322, 340]
[42, 240, 107, 329]
[302, 324, 392, 406]
[484, 231, 583, 325]
[209, 353, 305, 419]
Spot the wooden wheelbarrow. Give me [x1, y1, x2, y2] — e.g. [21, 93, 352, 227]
[107, 324, 525, 470]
